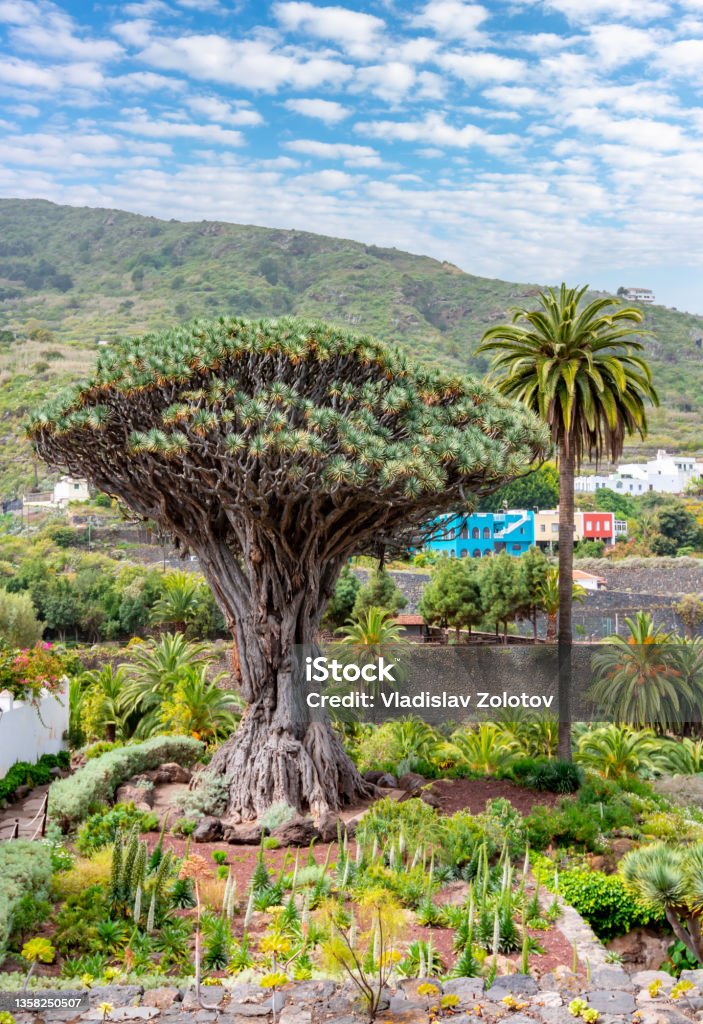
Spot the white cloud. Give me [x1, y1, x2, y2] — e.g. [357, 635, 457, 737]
[112, 19, 153, 47]
[139, 34, 353, 92]
[294, 168, 359, 190]
[413, 1, 488, 42]
[657, 38, 703, 75]
[284, 97, 351, 123]
[0, 55, 58, 88]
[587, 24, 660, 67]
[439, 51, 525, 82]
[187, 96, 263, 125]
[352, 62, 416, 102]
[273, 2, 385, 58]
[357, 112, 519, 154]
[538, 0, 670, 21]
[112, 71, 186, 92]
[284, 138, 381, 166]
[114, 113, 244, 145]
[10, 21, 123, 62]
[0, 0, 38, 25]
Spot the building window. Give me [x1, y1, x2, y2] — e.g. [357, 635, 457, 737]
[460, 549, 468, 558]
[482, 527, 491, 539]
[512, 544, 521, 551]
[460, 524, 468, 539]
[540, 524, 546, 533]
[472, 549, 481, 558]
[472, 527, 480, 539]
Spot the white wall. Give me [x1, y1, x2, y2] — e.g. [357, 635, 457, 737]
[0, 680, 69, 778]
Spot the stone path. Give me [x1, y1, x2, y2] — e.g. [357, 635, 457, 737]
[0, 784, 49, 841]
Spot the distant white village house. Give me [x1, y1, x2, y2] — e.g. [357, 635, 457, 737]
[22, 475, 91, 510]
[575, 450, 703, 496]
[619, 287, 655, 304]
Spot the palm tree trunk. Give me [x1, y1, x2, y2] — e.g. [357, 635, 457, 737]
[557, 438, 575, 761]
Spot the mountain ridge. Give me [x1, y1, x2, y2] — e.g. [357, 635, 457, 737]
[0, 198, 701, 495]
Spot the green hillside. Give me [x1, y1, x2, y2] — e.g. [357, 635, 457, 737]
[1, 198, 702, 495]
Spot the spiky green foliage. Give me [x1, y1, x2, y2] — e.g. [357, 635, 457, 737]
[478, 285, 658, 465]
[30, 317, 547, 556]
[622, 842, 703, 964]
[590, 614, 703, 730]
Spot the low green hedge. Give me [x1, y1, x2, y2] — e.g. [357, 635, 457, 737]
[0, 752, 70, 804]
[48, 735, 204, 831]
[0, 841, 53, 964]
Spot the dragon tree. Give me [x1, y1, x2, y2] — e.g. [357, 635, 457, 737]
[30, 317, 548, 819]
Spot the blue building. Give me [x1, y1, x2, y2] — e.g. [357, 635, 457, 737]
[425, 510, 535, 559]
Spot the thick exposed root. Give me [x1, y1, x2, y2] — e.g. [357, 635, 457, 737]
[209, 713, 372, 820]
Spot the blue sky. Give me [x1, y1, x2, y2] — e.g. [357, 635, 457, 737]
[1, 0, 703, 312]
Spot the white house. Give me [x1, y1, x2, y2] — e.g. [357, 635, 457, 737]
[621, 287, 655, 304]
[23, 476, 91, 510]
[575, 450, 703, 496]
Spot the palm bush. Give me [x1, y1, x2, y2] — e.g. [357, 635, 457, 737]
[445, 724, 518, 775]
[78, 665, 131, 743]
[575, 724, 658, 779]
[158, 664, 242, 742]
[121, 632, 212, 736]
[590, 613, 698, 730]
[150, 570, 208, 634]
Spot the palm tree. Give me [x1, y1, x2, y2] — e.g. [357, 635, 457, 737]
[538, 567, 586, 642]
[150, 570, 207, 634]
[589, 613, 694, 731]
[478, 284, 658, 759]
[122, 632, 212, 735]
[79, 665, 131, 743]
[159, 664, 242, 742]
[335, 606, 409, 699]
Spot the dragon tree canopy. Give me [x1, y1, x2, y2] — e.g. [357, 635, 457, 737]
[30, 316, 549, 819]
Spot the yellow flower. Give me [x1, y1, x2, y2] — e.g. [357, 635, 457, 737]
[97, 1003, 113, 1021]
[21, 938, 55, 964]
[259, 972, 288, 990]
[671, 979, 694, 1000]
[259, 935, 291, 956]
[501, 994, 527, 1011]
[440, 994, 460, 1009]
[582, 1011, 600, 1023]
[648, 979, 663, 998]
[418, 983, 440, 997]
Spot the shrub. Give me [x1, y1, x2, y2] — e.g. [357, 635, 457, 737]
[0, 752, 70, 804]
[556, 869, 660, 940]
[75, 803, 159, 854]
[509, 758, 582, 794]
[0, 590, 43, 648]
[49, 735, 204, 831]
[259, 801, 295, 833]
[0, 841, 53, 964]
